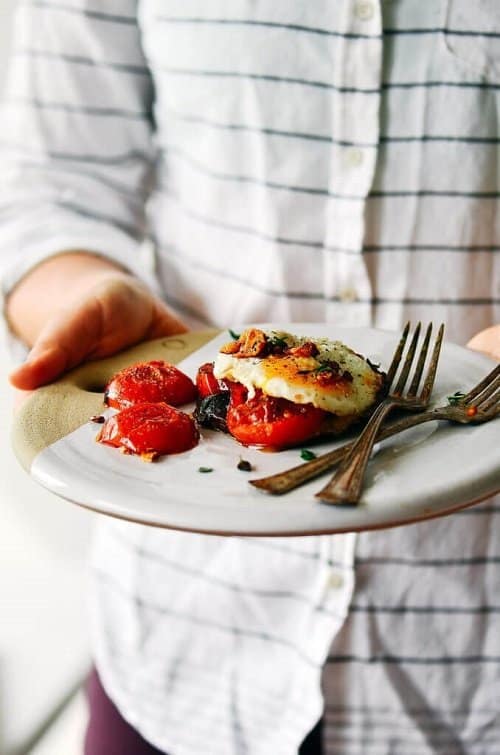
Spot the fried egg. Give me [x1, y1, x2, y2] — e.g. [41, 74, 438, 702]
[213, 330, 385, 416]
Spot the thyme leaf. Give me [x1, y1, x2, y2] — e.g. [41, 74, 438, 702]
[300, 449, 317, 461]
[267, 334, 289, 350]
[447, 391, 466, 406]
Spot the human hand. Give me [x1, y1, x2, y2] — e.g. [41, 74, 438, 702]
[467, 325, 500, 362]
[9, 272, 187, 390]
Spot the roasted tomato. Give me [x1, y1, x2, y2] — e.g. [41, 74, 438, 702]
[226, 391, 326, 448]
[195, 362, 228, 398]
[97, 402, 199, 458]
[227, 380, 248, 407]
[104, 360, 197, 410]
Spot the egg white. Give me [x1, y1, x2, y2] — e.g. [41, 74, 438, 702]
[213, 331, 383, 416]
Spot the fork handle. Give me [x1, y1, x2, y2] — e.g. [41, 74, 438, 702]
[315, 399, 395, 504]
[251, 407, 460, 495]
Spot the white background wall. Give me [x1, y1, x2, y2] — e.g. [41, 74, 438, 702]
[0, 3, 92, 753]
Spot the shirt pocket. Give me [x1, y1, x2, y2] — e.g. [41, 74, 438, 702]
[443, 0, 500, 81]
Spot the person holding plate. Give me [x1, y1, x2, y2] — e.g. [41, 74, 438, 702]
[1, 1, 499, 754]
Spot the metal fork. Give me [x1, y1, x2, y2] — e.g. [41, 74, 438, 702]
[315, 322, 445, 505]
[250, 362, 500, 496]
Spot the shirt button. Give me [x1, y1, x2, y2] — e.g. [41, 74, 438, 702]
[327, 571, 345, 589]
[346, 147, 364, 168]
[340, 287, 359, 302]
[354, 1, 375, 21]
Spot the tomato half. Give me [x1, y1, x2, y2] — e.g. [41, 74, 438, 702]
[97, 402, 199, 456]
[226, 380, 248, 407]
[195, 362, 228, 398]
[104, 360, 197, 409]
[226, 392, 326, 448]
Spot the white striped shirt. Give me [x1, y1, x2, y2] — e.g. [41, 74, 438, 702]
[1, 2, 499, 754]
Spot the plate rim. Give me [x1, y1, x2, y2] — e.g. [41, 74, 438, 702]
[42, 486, 499, 538]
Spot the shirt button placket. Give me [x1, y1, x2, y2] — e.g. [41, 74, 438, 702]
[354, 1, 375, 22]
[345, 148, 364, 168]
[339, 286, 359, 303]
[327, 571, 345, 590]
[325, 2, 383, 327]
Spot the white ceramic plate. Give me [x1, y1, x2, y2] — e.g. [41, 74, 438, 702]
[30, 325, 500, 536]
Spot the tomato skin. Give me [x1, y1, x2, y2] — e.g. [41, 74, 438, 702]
[97, 402, 199, 456]
[104, 360, 197, 409]
[195, 362, 228, 398]
[226, 392, 326, 448]
[226, 380, 248, 407]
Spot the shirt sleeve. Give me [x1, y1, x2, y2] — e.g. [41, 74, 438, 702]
[0, 1, 160, 299]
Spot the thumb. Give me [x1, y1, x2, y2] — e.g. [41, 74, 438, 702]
[146, 298, 190, 339]
[10, 341, 73, 391]
[9, 299, 103, 390]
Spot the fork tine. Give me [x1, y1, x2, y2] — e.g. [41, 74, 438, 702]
[393, 322, 422, 395]
[385, 321, 410, 388]
[464, 364, 500, 403]
[475, 382, 500, 414]
[408, 323, 433, 396]
[480, 391, 500, 414]
[420, 323, 445, 401]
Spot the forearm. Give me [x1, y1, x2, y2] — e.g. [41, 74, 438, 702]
[6, 251, 126, 347]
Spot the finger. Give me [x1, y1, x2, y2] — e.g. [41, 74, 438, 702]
[9, 301, 102, 390]
[147, 299, 189, 339]
[9, 343, 72, 390]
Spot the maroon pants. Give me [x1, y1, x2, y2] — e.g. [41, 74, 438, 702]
[85, 668, 323, 755]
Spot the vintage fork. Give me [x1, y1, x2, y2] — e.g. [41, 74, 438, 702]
[250, 363, 500, 496]
[315, 321, 445, 505]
